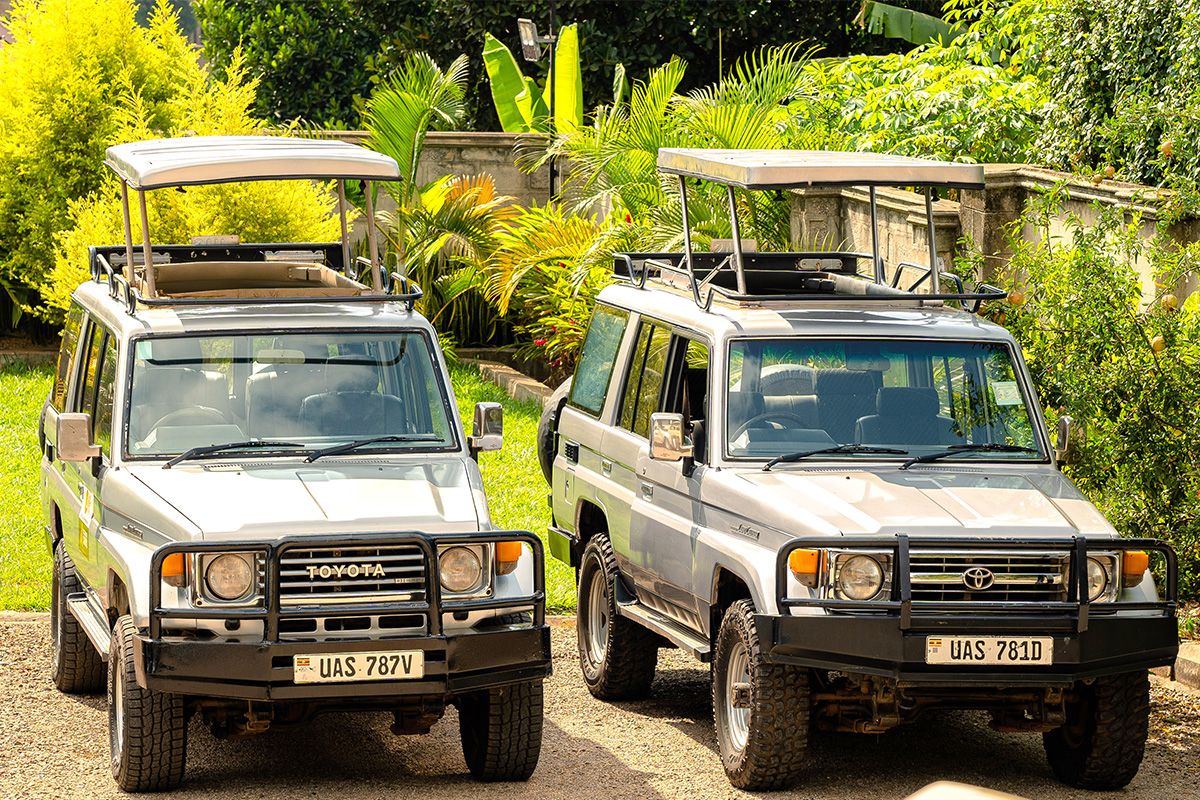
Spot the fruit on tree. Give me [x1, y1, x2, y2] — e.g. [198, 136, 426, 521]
[1151, 335, 1167, 354]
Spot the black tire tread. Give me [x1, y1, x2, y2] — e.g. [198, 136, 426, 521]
[110, 615, 187, 792]
[577, 534, 658, 700]
[1043, 670, 1150, 790]
[51, 540, 105, 694]
[713, 599, 809, 790]
[458, 680, 544, 781]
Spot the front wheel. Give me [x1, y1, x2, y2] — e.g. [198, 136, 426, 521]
[1043, 670, 1150, 790]
[109, 615, 187, 792]
[713, 599, 809, 790]
[457, 680, 543, 781]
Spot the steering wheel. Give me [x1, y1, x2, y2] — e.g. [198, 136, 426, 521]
[731, 411, 811, 439]
[150, 406, 227, 431]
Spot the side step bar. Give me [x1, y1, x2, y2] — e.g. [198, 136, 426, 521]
[616, 599, 711, 662]
[66, 592, 111, 659]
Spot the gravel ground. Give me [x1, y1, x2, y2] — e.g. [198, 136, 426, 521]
[1, 615, 1198, 800]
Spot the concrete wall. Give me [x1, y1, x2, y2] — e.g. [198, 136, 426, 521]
[330, 130, 549, 207]
[792, 164, 1199, 303]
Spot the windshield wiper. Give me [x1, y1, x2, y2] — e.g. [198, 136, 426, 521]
[899, 443, 1038, 470]
[164, 440, 303, 469]
[304, 434, 444, 463]
[762, 444, 909, 471]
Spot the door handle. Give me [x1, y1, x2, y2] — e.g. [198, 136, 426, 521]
[601, 458, 613, 476]
[640, 482, 654, 500]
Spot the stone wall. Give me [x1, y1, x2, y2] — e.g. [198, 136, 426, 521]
[791, 164, 1199, 302]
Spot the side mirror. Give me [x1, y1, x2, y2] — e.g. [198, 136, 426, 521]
[1055, 414, 1082, 466]
[649, 412, 693, 463]
[56, 412, 100, 463]
[469, 402, 503, 455]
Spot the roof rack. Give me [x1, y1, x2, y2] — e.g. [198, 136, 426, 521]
[89, 244, 423, 316]
[104, 136, 401, 298]
[632, 149, 1001, 311]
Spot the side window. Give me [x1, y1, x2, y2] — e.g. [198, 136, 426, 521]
[95, 334, 119, 457]
[568, 304, 629, 416]
[618, 320, 671, 438]
[78, 322, 104, 422]
[52, 304, 85, 412]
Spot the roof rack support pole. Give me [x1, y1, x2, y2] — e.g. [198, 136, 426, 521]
[138, 189, 156, 298]
[120, 181, 135, 280]
[869, 186, 884, 285]
[364, 180, 382, 290]
[337, 180, 351, 276]
[677, 175, 700, 306]
[725, 185, 748, 295]
[925, 187, 939, 295]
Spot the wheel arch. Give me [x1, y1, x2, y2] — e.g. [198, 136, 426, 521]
[709, 564, 755, 644]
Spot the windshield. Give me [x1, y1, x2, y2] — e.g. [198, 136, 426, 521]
[726, 339, 1043, 462]
[127, 331, 456, 458]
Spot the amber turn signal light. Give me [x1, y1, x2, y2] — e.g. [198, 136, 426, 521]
[495, 541, 524, 576]
[1122, 551, 1150, 588]
[788, 548, 823, 587]
[161, 552, 187, 588]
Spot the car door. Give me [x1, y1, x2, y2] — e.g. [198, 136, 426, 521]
[42, 304, 86, 544]
[627, 334, 712, 631]
[61, 318, 115, 589]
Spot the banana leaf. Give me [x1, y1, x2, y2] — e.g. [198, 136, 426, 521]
[553, 23, 583, 132]
[855, 1, 954, 45]
[515, 76, 549, 131]
[483, 32, 531, 132]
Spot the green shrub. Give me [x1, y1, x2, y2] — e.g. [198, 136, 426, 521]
[0, 0, 344, 322]
[1000, 187, 1200, 600]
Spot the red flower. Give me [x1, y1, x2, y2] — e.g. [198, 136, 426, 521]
[624, 212, 633, 223]
[534, 338, 547, 346]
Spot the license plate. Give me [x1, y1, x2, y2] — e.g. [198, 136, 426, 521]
[293, 650, 424, 684]
[925, 636, 1053, 665]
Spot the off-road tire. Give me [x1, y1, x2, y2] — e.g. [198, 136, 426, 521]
[713, 599, 809, 790]
[1043, 670, 1150, 790]
[457, 680, 544, 781]
[576, 534, 658, 700]
[109, 615, 187, 792]
[537, 378, 572, 484]
[51, 539, 105, 694]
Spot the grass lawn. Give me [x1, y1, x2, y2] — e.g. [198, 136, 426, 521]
[0, 361, 574, 612]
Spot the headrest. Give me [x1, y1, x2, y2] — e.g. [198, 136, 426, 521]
[325, 356, 380, 393]
[814, 369, 876, 396]
[133, 367, 205, 399]
[877, 387, 939, 418]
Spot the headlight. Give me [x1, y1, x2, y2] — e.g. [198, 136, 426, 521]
[204, 553, 254, 601]
[835, 554, 885, 601]
[440, 546, 484, 594]
[1086, 556, 1114, 602]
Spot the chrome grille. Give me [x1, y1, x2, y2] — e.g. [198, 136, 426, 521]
[909, 550, 1070, 603]
[278, 544, 427, 606]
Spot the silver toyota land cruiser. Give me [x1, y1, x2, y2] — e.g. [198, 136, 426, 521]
[38, 136, 550, 792]
[540, 149, 1179, 791]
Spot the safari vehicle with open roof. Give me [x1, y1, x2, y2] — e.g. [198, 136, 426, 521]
[38, 136, 550, 791]
[539, 149, 1179, 791]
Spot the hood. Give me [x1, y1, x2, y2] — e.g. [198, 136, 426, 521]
[722, 468, 1114, 538]
[127, 458, 480, 539]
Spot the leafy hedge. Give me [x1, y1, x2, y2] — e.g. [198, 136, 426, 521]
[193, 0, 924, 130]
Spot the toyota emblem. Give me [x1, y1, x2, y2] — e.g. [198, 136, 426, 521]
[962, 566, 995, 590]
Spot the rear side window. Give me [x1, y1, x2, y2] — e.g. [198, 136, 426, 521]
[568, 305, 629, 416]
[78, 322, 104, 421]
[618, 320, 671, 438]
[51, 304, 85, 412]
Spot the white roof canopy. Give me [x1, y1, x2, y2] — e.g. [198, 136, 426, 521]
[105, 136, 401, 190]
[657, 148, 985, 189]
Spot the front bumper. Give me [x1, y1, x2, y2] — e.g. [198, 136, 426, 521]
[766, 535, 1179, 687]
[140, 531, 551, 701]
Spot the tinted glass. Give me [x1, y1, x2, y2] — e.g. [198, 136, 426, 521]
[619, 321, 670, 438]
[52, 305, 85, 412]
[569, 305, 629, 416]
[127, 331, 455, 457]
[726, 339, 1042, 460]
[95, 335, 118, 457]
[78, 323, 104, 421]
